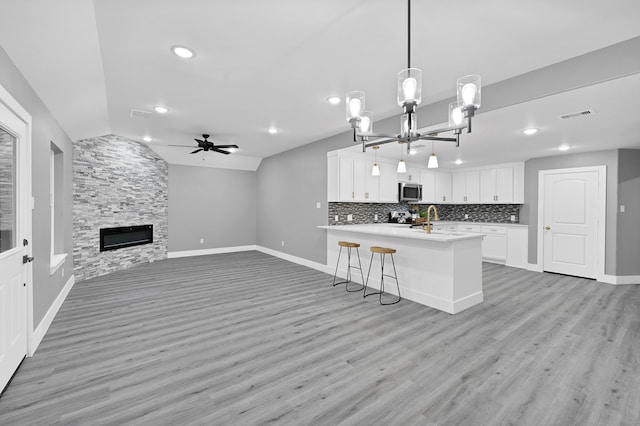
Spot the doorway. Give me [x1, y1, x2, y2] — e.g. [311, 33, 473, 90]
[0, 84, 32, 394]
[537, 166, 606, 280]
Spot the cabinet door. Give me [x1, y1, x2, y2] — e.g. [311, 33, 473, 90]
[496, 167, 514, 203]
[379, 161, 398, 202]
[480, 168, 496, 203]
[352, 159, 367, 201]
[339, 158, 354, 201]
[327, 155, 339, 202]
[452, 172, 466, 203]
[435, 171, 451, 203]
[465, 171, 480, 203]
[366, 160, 379, 201]
[420, 168, 435, 202]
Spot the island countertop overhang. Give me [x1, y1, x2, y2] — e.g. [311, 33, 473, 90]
[318, 223, 484, 243]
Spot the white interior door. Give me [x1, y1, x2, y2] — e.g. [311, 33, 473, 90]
[542, 170, 598, 278]
[0, 99, 29, 393]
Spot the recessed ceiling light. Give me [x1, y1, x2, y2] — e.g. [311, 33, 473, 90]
[171, 46, 195, 59]
[267, 127, 278, 134]
[408, 149, 418, 155]
[142, 135, 152, 142]
[558, 144, 571, 151]
[522, 128, 539, 135]
[455, 159, 463, 165]
[154, 106, 169, 114]
[327, 96, 341, 105]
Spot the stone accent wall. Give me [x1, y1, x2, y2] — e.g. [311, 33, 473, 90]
[329, 202, 521, 224]
[73, 135, 168, 281]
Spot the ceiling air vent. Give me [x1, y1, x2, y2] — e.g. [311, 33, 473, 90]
[130, 109, 152, 119]
[559, 109, 596, 120]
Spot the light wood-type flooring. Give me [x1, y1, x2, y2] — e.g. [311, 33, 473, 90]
[1, 251, 639, 425]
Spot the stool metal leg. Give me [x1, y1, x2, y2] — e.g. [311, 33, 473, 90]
[379, 253, 401, 305]
[364, 251, 382, 299]
[345, 247, 365, 292]
[332, 246, 343, 287]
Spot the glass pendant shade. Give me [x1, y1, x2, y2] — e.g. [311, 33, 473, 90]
[346, 91, 365, 121]
[427, 153, 439, 169]
[397, 68, 422, 106]
[456, 75, 481, 108]
[448, 101, 465, 127]
[359, 111, 373, 133]
[397, 160, 407, 173]
[371, 163, 381, 176]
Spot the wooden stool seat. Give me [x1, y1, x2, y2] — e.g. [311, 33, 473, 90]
[338, 241, 360, 248]
[370, 246, 396, 254]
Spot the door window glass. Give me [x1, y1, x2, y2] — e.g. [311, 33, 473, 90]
[0, 127, 16, 253]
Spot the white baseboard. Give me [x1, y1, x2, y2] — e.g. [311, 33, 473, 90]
[30, 274, 75, 356]
[600, 274, 640, 285]
[256, 246, 333, 275]
[168, 245, 257, 259]
[527, 263, 543, 272]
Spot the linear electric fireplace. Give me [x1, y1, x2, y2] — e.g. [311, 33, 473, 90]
[100, 225, 153, 252]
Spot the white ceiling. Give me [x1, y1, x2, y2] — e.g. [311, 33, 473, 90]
[1, 0, 639, 170]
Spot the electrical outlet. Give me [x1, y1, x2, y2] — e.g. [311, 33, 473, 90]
[200, 238, 204, 244]
[334, 215, 339, 222]
[374, 214, 378, 221]
[510, 215, 516, 222]
[464, 214, 468, 219]
[347, 214, 353, 222]
[316, 202, 321, 209]
[281, 241, 285, 246]
[620, 205, 625, 213]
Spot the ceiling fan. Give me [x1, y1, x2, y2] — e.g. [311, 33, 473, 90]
[169, 134, 238, 155]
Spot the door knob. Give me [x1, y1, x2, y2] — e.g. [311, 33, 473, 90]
[545, 226, 551, 230]
[23, 255, 34, 264]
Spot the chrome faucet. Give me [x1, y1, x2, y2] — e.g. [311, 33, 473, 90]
[422, 205, 439, 234]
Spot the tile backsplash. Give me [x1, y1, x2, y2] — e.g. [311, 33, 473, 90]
[328, 202, 521, 225]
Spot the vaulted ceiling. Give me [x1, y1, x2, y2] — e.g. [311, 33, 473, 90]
[1, 0, 639, 170]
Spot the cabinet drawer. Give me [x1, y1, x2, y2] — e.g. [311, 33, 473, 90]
[457, 225, 482, 233]
[481, 226, 507, 235]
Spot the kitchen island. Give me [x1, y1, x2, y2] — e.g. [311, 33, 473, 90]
[318, 224, 483, 314]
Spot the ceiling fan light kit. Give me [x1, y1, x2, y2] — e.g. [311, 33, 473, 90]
[345, 0, 481, 169]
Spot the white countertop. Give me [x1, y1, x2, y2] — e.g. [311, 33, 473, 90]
[430, 221, 528, 229]
[318, 223, 483, 242]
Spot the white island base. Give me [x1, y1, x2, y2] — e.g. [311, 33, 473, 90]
[320, 224, 483, 314]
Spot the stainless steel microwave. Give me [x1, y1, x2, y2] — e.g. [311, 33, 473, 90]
[398, 182, 422, 202]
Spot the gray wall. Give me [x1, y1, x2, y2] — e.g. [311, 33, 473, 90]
[168, 165, 257, 252]
[523, 150, 618, 274]
[73, 135, 169, 281]
[256, 37, 640, 268]
[0, 46, 74, 327]
[617, 149, 640, 276]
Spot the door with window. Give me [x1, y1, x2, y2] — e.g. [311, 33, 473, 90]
[0, 97, 30, 393]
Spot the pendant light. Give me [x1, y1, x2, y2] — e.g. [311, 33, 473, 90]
[397, 143, 407, 173]
[371, 146, 380, 176]
[427, 141, 439, 169]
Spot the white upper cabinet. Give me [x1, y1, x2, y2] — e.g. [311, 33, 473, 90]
[327, 154, 339, 202]
[420, 168, 435, 202]
[338, 157, 355, 201]
[365, 160, 380, 201]
[452, 170, 480, 203]
[479, 163, 523, 203]
[379, 161, 399, 202]
[435, 170, 452, 203]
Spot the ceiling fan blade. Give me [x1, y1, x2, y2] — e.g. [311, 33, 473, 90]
[194, 138, 205, 144]
[214, 144, 239, 149]
[212, 148, 231, 155]
[190, 148, 203, 154]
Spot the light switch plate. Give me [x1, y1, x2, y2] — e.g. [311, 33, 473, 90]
[334, 215, 339, 221]
[620, 205, 625, 213]
[316, 202, 321, 209]
[510, 215, 516, 222]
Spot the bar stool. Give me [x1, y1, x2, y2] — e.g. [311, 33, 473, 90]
[332, 241, 365, 292]
[364, 246, 401, 305]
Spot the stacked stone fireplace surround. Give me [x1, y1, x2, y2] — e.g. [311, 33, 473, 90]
[73, 135, 168, 282]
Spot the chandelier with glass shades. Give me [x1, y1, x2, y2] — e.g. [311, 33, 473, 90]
[345, 0, 481, 172]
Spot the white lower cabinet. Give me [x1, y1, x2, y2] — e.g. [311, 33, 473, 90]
[506, 227, 528, 269]
[481, 226, 507, 263]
